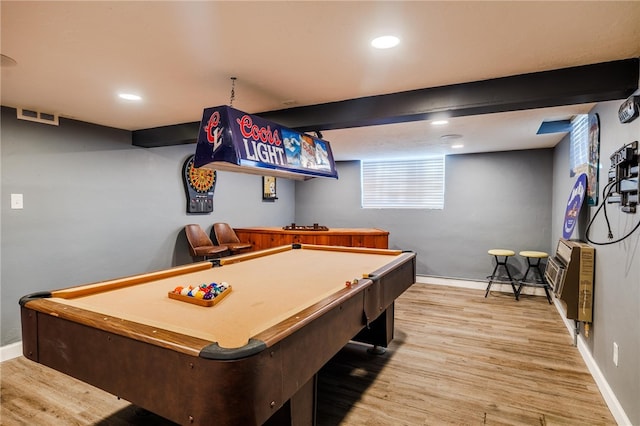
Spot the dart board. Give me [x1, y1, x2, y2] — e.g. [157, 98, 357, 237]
[182, 155, 216, 213]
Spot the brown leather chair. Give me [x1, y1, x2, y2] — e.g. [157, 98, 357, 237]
[184, 224, 229, 261]
[212, 223, 252, 254]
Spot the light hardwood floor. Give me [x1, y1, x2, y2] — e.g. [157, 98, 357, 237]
[1, 283, 615, 425]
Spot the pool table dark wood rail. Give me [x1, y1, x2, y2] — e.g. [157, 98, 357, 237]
[20, 244, 416, 426]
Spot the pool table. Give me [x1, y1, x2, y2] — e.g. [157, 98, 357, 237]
[20, 244, 415, 426]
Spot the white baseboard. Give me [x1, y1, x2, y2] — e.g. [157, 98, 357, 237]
[1, 341, 23, 362]
[417, 275, 629, 426]
[416, 275, 547, 296]
[552, 299, 631, 426]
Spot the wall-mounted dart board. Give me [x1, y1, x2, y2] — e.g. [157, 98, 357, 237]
[182, 155, 216, 214]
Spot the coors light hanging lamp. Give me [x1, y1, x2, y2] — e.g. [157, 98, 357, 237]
[193, 78, 338, 181]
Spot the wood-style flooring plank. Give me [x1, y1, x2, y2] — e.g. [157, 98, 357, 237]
[316, 284, 615, 425]
[1, 283, 615, 425]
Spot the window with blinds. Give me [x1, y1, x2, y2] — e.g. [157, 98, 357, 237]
[361, 158, 445, 209]
[569, 114, 589, 176]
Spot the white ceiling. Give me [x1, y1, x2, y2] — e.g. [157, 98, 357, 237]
[2, 1, 639, 161]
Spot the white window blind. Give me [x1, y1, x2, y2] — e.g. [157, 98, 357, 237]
[361, 158, 445, 209]
[569, 114, 589, 176]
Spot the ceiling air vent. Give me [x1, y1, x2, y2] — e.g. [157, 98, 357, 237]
[17, 108, 59, 126]
[536, 119, 571, 134]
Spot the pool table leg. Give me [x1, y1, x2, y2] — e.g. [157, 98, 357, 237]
[353, 303, 395, 350]
[367, 345, 387, 355]
[264, 374, 317, 426]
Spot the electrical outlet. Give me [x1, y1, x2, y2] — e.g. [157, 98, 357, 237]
[613, 342, 619, 367]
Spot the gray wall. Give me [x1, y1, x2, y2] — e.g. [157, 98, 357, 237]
[1, 106, 295, 345]
[2, 101, 638, 423]
[296, 123, 639, 422]
[295, 150, 554, 280]
[551, 99, 640, 425]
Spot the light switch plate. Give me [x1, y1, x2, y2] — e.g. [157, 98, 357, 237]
[11, 193, 24, 209]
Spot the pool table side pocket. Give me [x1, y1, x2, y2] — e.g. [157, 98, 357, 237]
[361, 251, 416, 323]
[355, 251, 417, 347]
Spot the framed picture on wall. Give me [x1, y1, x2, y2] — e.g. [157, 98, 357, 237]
[569, 115, 589, 178]
[263, 176, 277, 200]
[587, 113, 600, 206]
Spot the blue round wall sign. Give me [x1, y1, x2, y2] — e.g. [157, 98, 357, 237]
[563, 173, 587, 239]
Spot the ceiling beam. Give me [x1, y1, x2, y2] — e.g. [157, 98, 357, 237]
[132, 122, 200, 148]
[132, 58, 638, 148]
[259, 58, 639, 131]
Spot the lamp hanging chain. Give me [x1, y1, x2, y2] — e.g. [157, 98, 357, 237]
[229, 77, 237, 107]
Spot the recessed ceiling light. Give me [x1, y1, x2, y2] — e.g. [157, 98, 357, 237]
[371, 35, 400, 49]
[118, 93, 142, 101]
[440, 134, 462, 142]
[431, 120, 449, 126]
[451, 144, 464, 149]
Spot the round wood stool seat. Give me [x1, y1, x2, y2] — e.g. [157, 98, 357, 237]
[519, 250, 548, 259]
[488, 249, 515, 257]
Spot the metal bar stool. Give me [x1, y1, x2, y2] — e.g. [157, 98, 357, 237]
[484, 249, 518, 300]
[516, 251, 552, 304]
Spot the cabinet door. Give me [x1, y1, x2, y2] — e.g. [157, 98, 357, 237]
[315, 235, 331, 246]
[234, 230, 258, 251]
[297, 234, 317, 245]
[328, 235, 352, 247]
[270, 233, 288, 248]
[351, 235, 366, 247]
[366, 235, 388, 249]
